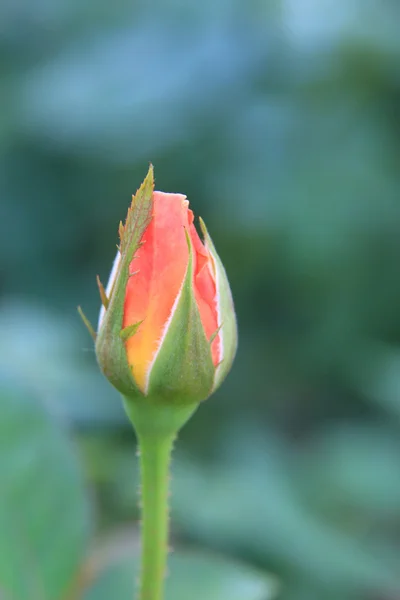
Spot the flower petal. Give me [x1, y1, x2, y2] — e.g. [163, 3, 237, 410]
[123, 192, 190, 391]
[189, 221, 221, 367]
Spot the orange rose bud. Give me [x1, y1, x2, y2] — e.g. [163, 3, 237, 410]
[91, 167, 237, 406]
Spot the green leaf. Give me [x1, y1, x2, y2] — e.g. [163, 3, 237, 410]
[172, 427, 400, 594]
[166, 552, 278, 600]
[84, 549, 278, 600]
[0, 385, 91, 600]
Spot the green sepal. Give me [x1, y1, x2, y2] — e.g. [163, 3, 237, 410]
[199, 217, 238, 392]
[123, 396, 199, 439]
[96, 275, 109, 309]
[77, 306, 96, 341]
[95, 166, 154, 398]
[144, 230, 215, 405]
[120, 321, 143, 342]
[209, 324, 222, 345]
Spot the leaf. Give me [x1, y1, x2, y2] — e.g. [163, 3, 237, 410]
[172, 426, 400, 595]
[84, 548, 277, 600]
[166, 552, 278, 600]
[0, 385, 91, 600]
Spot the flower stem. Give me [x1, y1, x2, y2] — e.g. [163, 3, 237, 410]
[138, 433, 175, 600]
[123, 399, 198, 600]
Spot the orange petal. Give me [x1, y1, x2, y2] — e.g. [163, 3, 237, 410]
[189, 222, 221, 367]
[123, 192, 190, 391]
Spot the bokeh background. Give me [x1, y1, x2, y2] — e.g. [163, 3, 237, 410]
[2, 1, 400, 599]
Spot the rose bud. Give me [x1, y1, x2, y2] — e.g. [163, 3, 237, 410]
[81, 167, 237, 407]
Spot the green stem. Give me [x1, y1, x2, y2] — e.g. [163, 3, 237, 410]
[123, 398, 198, 600]
[138, 433, 174, 600]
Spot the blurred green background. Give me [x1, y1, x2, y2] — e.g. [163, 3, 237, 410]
[1, 1, 400, 599]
